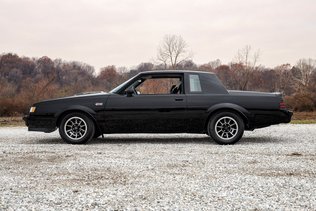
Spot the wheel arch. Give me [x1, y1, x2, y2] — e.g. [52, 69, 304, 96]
[55, 106, 99, 130]
[205, 103, 251, 131]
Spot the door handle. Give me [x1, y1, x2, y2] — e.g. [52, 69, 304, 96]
[175, 98, 184, 101]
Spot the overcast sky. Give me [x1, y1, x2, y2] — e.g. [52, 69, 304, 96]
[1, 0, 315, 71]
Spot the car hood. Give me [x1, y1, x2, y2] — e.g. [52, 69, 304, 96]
[35, 91, 112, 105]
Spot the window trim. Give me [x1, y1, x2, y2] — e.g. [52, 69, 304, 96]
[121, 73, 185, 95]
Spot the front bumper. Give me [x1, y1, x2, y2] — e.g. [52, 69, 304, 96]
[23, 115, 57, 133]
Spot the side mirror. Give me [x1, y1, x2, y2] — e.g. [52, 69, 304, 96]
[126, 88, 134, 97]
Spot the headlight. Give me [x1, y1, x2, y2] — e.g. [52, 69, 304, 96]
[29, 107, 36, 113]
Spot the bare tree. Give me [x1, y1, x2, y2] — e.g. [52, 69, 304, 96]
[157, 35, 192, 69]
[231, 45, 260, 90]
[274, 63, 293, 94]
[235, 45, 260, 67]
[208, 59, 222, 69]
[292, 58, 316, 90]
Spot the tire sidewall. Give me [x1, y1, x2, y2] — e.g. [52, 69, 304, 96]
[59, 112, 95, 144]
[208, 111, 244, 145]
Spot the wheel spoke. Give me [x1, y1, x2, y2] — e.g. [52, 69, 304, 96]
[64, 116, 88, 141]
[214, 116, 239, 140]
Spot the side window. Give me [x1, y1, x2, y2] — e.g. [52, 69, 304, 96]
[134, 77, 182, 95]
[189, 74, 202, 92]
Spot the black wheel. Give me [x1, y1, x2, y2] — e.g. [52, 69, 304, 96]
[59, 112, 95, 144]
[207, 111, 244, 145]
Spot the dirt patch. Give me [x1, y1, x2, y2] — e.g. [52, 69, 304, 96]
[255, 170, 315, 177]
[56, 168, 130, 186]
[0, 153, 69, 166]
[286, 152, 303, 156]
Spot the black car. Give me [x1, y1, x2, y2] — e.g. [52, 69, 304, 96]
[24, 70, 292, 145]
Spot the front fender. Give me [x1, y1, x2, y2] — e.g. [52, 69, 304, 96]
[55, 105, 96, 118]
[54, 105, 105, 135]
[54, 105, 97, 126]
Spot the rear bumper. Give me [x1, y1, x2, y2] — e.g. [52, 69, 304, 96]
[250, 110, 293, 129]
[23, 115, 57, 133]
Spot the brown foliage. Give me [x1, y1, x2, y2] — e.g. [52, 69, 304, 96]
[0, 53, 316, 116]
[98, 66, 122, 91]
[285, 93, 315, 112]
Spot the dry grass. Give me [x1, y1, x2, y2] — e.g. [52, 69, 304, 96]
[291, 112, 316, 124]
[0, 117, 24, 127]
[292, 111, 316, 120]
[291, 120, 316, 124]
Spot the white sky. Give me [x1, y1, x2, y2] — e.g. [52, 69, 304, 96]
[1, 0, 315, 71]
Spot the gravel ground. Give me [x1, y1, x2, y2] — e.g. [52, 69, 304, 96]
[0, 124, 315, 210]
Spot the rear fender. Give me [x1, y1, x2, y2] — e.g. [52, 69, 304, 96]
[206, 103, 252, 128]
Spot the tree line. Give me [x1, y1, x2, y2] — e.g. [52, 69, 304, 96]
[0, 36, 315, 116]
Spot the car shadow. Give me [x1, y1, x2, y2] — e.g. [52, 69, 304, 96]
[240, 136, 280, 144]
[89, 136, 212, 145]
[33, 135, 282, 145]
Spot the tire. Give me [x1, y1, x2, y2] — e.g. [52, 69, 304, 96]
[207, 111, 244, 145]
[59, 112, 95, 144]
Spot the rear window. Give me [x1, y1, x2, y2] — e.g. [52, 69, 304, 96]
[189, 74, 202, 92]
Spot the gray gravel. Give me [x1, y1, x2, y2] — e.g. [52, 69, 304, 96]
[0, 124, 315, 210]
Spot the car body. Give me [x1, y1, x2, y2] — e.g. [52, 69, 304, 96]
[23, 70, 292, 144]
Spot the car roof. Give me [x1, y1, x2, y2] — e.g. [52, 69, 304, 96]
[138, 70, 215, 75]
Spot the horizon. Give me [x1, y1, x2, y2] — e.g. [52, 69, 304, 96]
[0, 51, 302, 74]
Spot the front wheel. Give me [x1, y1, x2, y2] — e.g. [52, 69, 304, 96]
[59, 112, 95, 144]
[208, 111, 244, 145]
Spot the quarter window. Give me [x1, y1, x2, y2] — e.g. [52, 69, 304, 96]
[189, 74, 202, 92]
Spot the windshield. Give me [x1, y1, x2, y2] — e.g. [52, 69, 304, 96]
[109, 74, 138, 94]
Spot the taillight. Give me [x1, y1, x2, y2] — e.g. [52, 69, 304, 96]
[279, 101, 287, 109]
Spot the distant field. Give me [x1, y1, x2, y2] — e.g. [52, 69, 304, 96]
[0, 112, 315, 127]
[0, 117, 24, 127]
[291, 112, 316, 124]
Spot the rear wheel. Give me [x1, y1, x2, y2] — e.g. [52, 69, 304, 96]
[59, 112, 95, 144]
[208, 111, 244, 145]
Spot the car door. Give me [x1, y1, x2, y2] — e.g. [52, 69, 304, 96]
[100, 74, 187, 133]
[101, 94, 186, 133]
